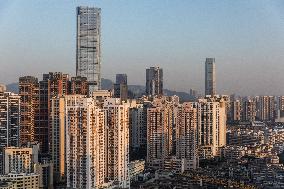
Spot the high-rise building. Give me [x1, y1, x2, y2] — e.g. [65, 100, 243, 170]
[130, 104, 146, 150]
[70, 76, 88, 95]
[116, 74, 127, 85]
[278, 96, 284, 111]
[65, 95, 106, 189]
[3, 143, 39, 174]
[241, 99, 256, 122]
[255, 96, 275, 121]
[76, 6, 101, 94]
[34, 162, 54, 189]
[146, 96, 178, 169]
[38, 72, 69, 153]
[114, 74, 128, 101]
[0, 90, 20, 173]
[176, 102, 198, 170]
[50, 96, 66, 184]
[19, 73, 70, 154]
[64, 95, 130, 189]
[197, 97, 226, 159]
[19, 76, 39, 146]
[229, 100, 241, 122]
[103, 98, 130, 189]
[146, 67, 163, 96]
[205, 58, 216, 96]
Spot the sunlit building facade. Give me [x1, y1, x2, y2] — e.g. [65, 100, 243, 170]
[76, 6, 101, 93]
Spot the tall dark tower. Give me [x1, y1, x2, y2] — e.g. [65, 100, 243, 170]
[205, 58, 216, 96]
[146, 67, 163, 96]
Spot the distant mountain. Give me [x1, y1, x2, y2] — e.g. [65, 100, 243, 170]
[101, 78, 113, 90]
[6, 83, 18, 93]
[5, 78, 195, 102]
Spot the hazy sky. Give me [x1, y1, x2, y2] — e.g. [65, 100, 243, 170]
[0, 0, 283, 96]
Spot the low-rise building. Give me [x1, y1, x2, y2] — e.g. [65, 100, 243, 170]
[129, 160, 145, 181]
[0, 181, 17, 189]
[0, 173, 39, 189]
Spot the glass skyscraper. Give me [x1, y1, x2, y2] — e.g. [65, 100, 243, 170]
[205, 58, 216, 96]
[76, 6, 101, 94]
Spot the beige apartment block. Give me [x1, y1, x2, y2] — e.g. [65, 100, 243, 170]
[0, 173, 39, 189]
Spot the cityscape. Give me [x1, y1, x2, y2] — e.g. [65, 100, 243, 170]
[0, 1, 284, 189]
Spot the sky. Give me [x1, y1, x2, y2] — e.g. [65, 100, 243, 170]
[0, 0, 283, 96]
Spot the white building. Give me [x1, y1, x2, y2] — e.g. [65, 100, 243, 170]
[197, 97, 227, 159]
[3, 143, 39, 174]
[176, 102, 198, 170]
[103, 98, 130, 189]
[129, 160, 145, 182]
[65, 95, 106, 189]
[0, 90, 20, 173]
[0, 173, 39, 189]
[65, 96, 130, 189]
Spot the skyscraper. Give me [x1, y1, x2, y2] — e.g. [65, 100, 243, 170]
[146, 67, 163, 96]
[176, 102, 199, 170]
[19, 76, 39, 146]
[241, 99, 256, 122]
[229, 100, 241, 122]
[197, 97, 226, 159]
[0, 90, 20, 148]
[146, 96, 178, 169]
[76, 6, 101, 94]
[39, 72, 69, 153]
[255, 96, 275, 121]
[205, 58, 216, 96]
[114, 74, 128, 101]
[62, 96, 130, 189]
[70, 76, 88, 95]
[0, 89, 21, 173]
[65, 95, 106, 189]
[50, 96, 66, 184]
[103, 98, 130, 188]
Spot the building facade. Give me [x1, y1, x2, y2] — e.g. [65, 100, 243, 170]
[70, 76, 88, 95]
[76, 6, 101, 93]
[146, 96, 177, 169]
[205, 58, 216, 96]
[0, 91, 20, 173]
[146, 67, 163, 96]
[3, 144, 39, 174]
[176, 102, 198, 170]
[19, 76, 39, 146]
[65, 95, 105, 189]
[0, 173, 39, 189]
[39, 72, 69, 153]
[49, 96, 66, 184]
[65, 96, 130, 189]
[103, 98, 130, 189]
[197, 97, 226, 159]
[114, 74, 128, 101]
[255, 96, 275, 121]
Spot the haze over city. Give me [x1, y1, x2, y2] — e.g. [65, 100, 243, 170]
[0, 0, 283, 96]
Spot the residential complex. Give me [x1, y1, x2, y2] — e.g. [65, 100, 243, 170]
[0, 90, 20, 173]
